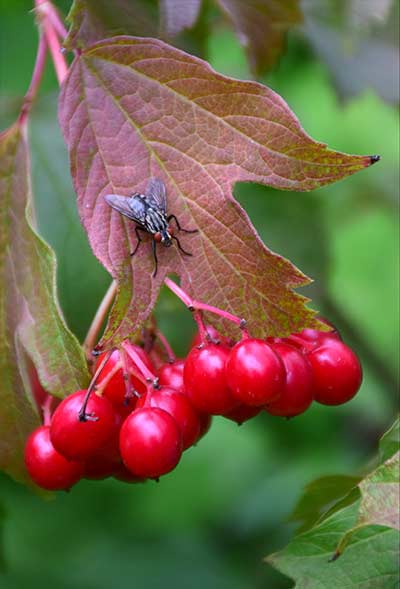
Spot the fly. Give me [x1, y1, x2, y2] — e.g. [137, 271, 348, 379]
[104, 178, 197, 277]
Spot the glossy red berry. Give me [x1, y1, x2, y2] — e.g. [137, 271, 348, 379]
[266, 342, 314, 417]
[119, 407, 182, 478]
[197, 413, 212, 442]
[96, 346, 154, 406]
[184, 344, 238, 414]
[158, 360, 185, 393]
[24, 426, 84, 490]
[137, 387, 200, 450]
[308, 339, 362, 405]
[83, 407, 127, 479]
[224, 404, 261, 425]
[226, 339, 285, 406]
[50, 390, 118, 460]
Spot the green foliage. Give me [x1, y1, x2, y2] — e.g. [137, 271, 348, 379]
[0, 124, 88, 483]
[267, 418, 400, 586]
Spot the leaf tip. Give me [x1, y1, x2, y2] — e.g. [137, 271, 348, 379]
[369, 154, 381, 165]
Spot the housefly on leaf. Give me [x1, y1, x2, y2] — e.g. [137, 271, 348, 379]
[104, 178, 197, 277]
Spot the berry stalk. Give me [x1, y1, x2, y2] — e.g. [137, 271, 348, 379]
[164, 277, 249, 337]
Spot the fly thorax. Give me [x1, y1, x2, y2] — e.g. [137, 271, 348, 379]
[145, 207, 168, 234]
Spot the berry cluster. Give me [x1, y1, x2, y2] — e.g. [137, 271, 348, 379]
[24, 320, 362, 491]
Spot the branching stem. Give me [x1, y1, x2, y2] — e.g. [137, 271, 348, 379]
[164, 277, 249, 337]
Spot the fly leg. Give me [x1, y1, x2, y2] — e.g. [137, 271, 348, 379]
[167, 214, 198, 234]
[130, 226, 147, 257]
[152, 239, 159, 277]
[172, 235, 192, 257]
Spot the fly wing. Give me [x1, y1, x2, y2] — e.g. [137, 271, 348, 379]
[145, 178, 167, 213]
[104, 194, 147, 224]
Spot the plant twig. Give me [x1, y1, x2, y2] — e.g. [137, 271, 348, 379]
[18, 33, 47, 127]
[164, 277, 249, 337]
[83, 280, 118, 363]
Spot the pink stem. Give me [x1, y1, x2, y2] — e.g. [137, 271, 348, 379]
[193, 310, 208, 343]
[121, 347, 147, 394]
[46, 2, 69, 40]
[123, 341, 157, 383]
[18, 33, 47, 127]
[156, 329, 176, 362]
[35, 0, 68, 85]
[42, 394, 53, 426]
[164, 277, 249, 337]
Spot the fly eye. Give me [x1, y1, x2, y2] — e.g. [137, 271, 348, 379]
[154, 232, 162, 243]
[168, 226, 175, 237]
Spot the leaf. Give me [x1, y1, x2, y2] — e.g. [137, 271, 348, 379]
[267, 500, 399, 588]
[379, 416, 400, 463]
[0, 123, 89, 484]
[160, 0, 202, 38]
[58, 36, 378, 348]
[358, 452, 400, 530]
[216, 0, 303, 75]
[65, 0, 158, 50]
[266, 417, 400, 586]
[302, 0, 399, 104]
[288, 474, 361, 533]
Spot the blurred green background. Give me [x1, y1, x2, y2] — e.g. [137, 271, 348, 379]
[0, 1, 398, 588]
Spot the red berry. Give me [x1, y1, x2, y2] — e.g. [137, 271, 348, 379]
[50, 390, 118, 460]
[96, 346, 154, 406]
[119, 407, 182, 478]
[266, 342, 313, 417]
[137, 387, 200, 450]
[24, 426, 84, 490]
[224, 404, 261, 424]
[84, 407, 127, 479]
[308, 339, 362, 405]
[226, 339, 285, 406]
[184, 344, 238, 414]
[197, 413, 212, 441]
[158, 360, 185, 393]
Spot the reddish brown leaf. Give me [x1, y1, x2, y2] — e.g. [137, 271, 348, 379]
[217, 0, 302, 75]
[0, 124, 89, 484]
[65, 0, 157, 50]
[160, 0, 202, 38]
[58, 37, 377, 348]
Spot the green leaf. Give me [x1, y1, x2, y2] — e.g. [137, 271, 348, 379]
[267, 500, 399, 588]
[0, 123, 89, 484]
[266, 418, 400, 586]
[59, 36, 377, 348]
[288, 474, 361, 533]
[380, 416, 400, 463]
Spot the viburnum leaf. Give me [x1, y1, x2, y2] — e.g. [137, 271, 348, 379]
[160, 0, 202, 38]
[379, 416, 399, 463]
[267, 500, 399, 589]
[216, 0, 302, 75]
[0, 123, 89, 484]
[302, 0, 399, 104]
[358, 452, 400, 531]
[266, 418, 400, 587]
[64, 0, 157, 50]
[59, 36, 378, 348]
[288, 474, 361, 534]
